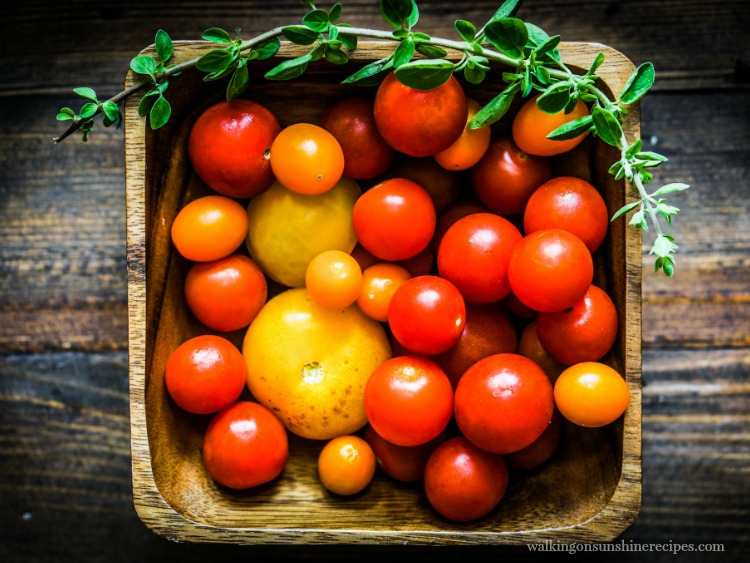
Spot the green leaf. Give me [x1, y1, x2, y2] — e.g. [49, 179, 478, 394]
[342, 57, 393, 86]
[619, 62, 655, 105]
[393, 38, 415, 67]
[455, 19, 476, 43]
[255, 37, 280, 60]
[484, 18, 528, 59]
[547, 115, 593, 140]
[196, 49, 235, 73]
[533, 35, 561, 59]
[79, 102, 98, 119]
[610, 200, 641, 221]
[394, 59, 455, 90]
[155, 29, 173, 62]
[587, 52, 606, 76]
[73, 87, 98, 102]
[380, 0, 417, 29]
[137, 89, 157, 117]
[651, 182, 689, 197]
[282, 25, 319, 45]
[329, 3, 343, 22]
[535, 65, 550, 85]
[536, 81, 573, 114]
[264, 53, 312, 81]
[102, 101, 120, 122]
[651, 234, 678, 258]
[130, 55, 157, 76]
[338, 26, 358, 50]
[56, 109, 75, 121]
[149, 95, 171, 130]
[469, 82, 520, 128]
[202, 27, 232, 44]
[625, 138, 643, 159]
[303, 9, 330, 32]
[524, 23, 560, 61]
[227, 64, 249, 101]
[415, 43, 447, 58]
[325, 45, 349, 65]
[591, 106, 623, 147]
[488, 0, 523, 21]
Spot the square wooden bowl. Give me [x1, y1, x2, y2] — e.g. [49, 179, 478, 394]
[126, 40, 642, 545]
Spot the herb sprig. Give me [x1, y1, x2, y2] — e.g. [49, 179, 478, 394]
[54, 0, 687, 276]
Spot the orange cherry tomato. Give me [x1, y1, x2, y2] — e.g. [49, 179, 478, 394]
[305, 249, 363, 310]
[512, 95, 590, 157]
[433, 98, 492, 171]
[165, 334, 247, 415]
[356, 262, 412, 322]
[171, 195, 248, 262]
[270, 122, 345, 195]
[554, 361, 630, 427]
[184, 253, 267, 332]
[317, 435, 376, 496]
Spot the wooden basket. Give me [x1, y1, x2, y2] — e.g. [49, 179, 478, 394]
[125, 40, 642, 545]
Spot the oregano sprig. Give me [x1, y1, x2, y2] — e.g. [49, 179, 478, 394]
[53, 0, 687, 276]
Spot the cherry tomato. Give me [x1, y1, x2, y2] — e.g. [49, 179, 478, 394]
[517, 321, 566, 383]
[202, 401, 289, 490]
[352, 178, 436, 261]
[305, 249, 363, 310]
[471, 137, 552, 216]
[319, 96, 395, 180]
[184, 253, 267, 332]
[508, 229, 593, 313]
[431, 302, 518, 388]
[423, 436, 508, 522]
[388, 275, 466, 356]
[454, 353, 554, 454]
[437, 212, 523, 304]
[385, 154, 463, 215]
[524, 176, 610, 253]
[433, 98, 492, 171]
[364, 355, 454, 447]
[171, 195, 248, 262]
[188, 99, 280, 198]
[512, 95, 590, 157]
[270, 122, 345, 195]
[357, 262, 412, 322]
[536, 284, 619, 366]
[432, 200, 490, 255]
[506, 409, 563, 471]
[317, 435, 376, 496]
[165, 334, 247, 415]
[373, 71, 468, 157]
[554, 361, 630, 427]
[364, 424, 448, 483]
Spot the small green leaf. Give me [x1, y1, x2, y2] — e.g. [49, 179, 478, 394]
[488, 0, 523, 21]
[264, 53, 312, 81]
[533, 35, 561, 59]
[155, 29, 173, 62]
[282, 25, 319, 45]
[130, 55, 157, 76]
[463, 64, 485, 85]
[636, 151, 668, 166]
[227, 64, 249, 101]
[484, 18, 528, 59]
[536, 81, 573, 114]
[73, 87, 98, 102]
[535, 65, 550, 85]
[338, 26, 358, 50]
[651, 234, 678, 257]
[196, 49, 235, 73]
[455, 19, 476, 42]
[625, 138, 643, 159]
[469, 82, 520, 128]
[394, 59, 455, 90]
[587, 52, 606, 76]
[393, 38, 415, 67]
[342, 57, 393, 86]
[415, 43, 447, 59]
[149, 95, 171, 130]
[547, 115, 593, 140]
[525, 23, 560, 61]
[79, 102, 98, 119]
[325, 45, 349, 65]
[619, 62, 655, 105]
[329, 3, 343, 22]
[255, 37, 280, 60]
[651, 182, 689, 197]
[610, 200, 641, 221]
[56, 109, 74, 121]
[202, 27, 232, 44]
[380, 0, 417, 29]
[102, 101, 120, 122]
[303, 9, 330, 32]
[137, 89, 157, 118]
[591, 106, 623, 147]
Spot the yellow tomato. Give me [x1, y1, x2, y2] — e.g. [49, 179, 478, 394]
[246, 177, 360, 287]
[243, 288, 392, 440]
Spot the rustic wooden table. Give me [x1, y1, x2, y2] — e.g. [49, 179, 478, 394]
[1, 1, 748, 561]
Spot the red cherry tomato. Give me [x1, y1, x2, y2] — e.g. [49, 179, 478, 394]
[517, 321, 566, 383]
[165, 334, 247, 415]
[423, 436, 509, 522]
[171, 195, 248, 262]
[184, 253, 268, 332]
[508, 229, 593, 313]
[471, 137, 552, 216]
[188, 99, 280, 198]
[202, 401, 289, 489]
[437, 212, 523, 304]
[512, 95, 590, 157]
[373, 71, 468, 157]
[388, 275, 466, 356]
[364, 356, 454, 447]
[386, 154, 464, 215]
[454, 353, 554, 454]
[536, 284, 619, 366]
[506, 409, 563, 471]
[364, 424, 448, 483]
[554, 361, 630, 427]
[352, 178, 436, 261]
[524, 176, 610, 253]
[319, 96, 396, 180]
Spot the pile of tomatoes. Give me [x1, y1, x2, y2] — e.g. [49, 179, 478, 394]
[164, 70, 630, 523]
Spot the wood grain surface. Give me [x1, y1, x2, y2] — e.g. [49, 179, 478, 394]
[1, 0, 748, 561]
